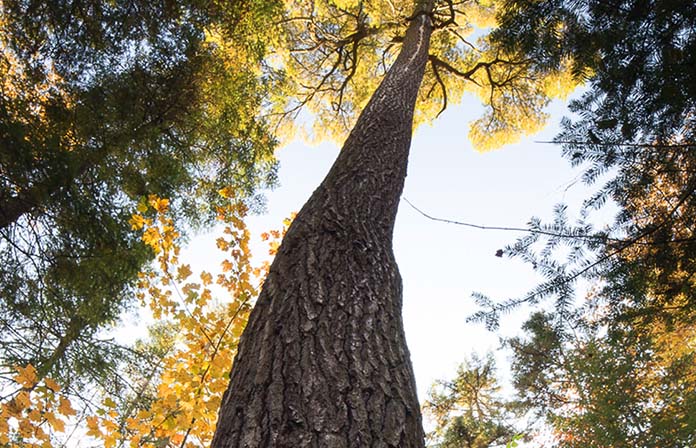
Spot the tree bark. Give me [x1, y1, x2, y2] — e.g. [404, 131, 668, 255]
[212, 2, 434, 447]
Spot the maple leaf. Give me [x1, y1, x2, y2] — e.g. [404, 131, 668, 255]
[58, 396, 76, 417]
[45, 411, 66, 432]
[201, 271, 214, 285]
[44, 377, 61, 392]
[218, 186, 234, 198]
[14, 364, 38, 388]
[216, 237, 230, 251]
[148, 195, 170, 213]
[177, 264, 193, 281]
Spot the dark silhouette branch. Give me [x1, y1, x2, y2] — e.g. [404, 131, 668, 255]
[429, 59, 449, 117]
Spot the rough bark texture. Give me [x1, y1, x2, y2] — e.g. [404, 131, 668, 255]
[212, 4, 433, 447]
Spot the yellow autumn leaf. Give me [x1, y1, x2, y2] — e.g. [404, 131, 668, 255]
[136, 199, 149, 213]
[205, 398, 220, 412]
[3, 400, 20, 418]
[201, 271, 213, 285]
[85, 415, 101, 437]
[142, 227, 162, 253]
[14, 364, 38, 388]
[58, 396, 76, 417]
[45, 411, 66, 432]
[18, 419, 34, 437]
[216, 237, 230, 251]
[104, 433, 117, 448]
[14, 390, 31, 411]
[156, 198, 170, 214]
[200, 288, 212, 304]
[218, 186, 234, 198]
[27, 407, 42, 422]
[44, 377, 61, 393]
[148, 195, 170, 213]
[221, 260, 234, 272]
[34, 425, 50, 442]
[283, 214, 296, 227]
[0, 415, 9, 435]
[129, 213, 146, 230]
[177, 264, 193, 281]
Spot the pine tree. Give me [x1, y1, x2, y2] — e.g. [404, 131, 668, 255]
[470, 2, 696, 445]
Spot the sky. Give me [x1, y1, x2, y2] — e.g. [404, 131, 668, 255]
[181, 93, 602, 404]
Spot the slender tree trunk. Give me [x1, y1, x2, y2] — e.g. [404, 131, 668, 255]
[0, 156, 90, 229]
[212, 3, 434, 447]
[0, 190, 42, 229]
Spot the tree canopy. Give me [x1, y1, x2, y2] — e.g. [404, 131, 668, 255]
[508, 311, 696, 447]
[270, 0, 577, 149]
[467, 1, 696, 445]
[1, 0, 579, 444]
[6, 0, 695, 446]
[0, 0, 279, 395]
[472, 0, 696, 338]
[207, 0, 581, 445]
[424, 354, 519, 448]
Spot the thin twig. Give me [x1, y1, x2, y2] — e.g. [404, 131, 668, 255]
[402, 197, 696, 245]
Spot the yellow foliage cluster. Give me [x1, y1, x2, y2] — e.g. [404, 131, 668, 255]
[271, 0, 580, 151]
[84, 191, 293, 447]
[2, 192, 292, 447]
[129, 195, 180, 280]
[0, 365, 76, 446]
[619, 168, 696, 402]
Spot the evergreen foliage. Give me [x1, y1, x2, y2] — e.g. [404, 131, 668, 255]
[473, 0, 696, 328]
[424, 354, 520, 448]
[469, 1, 696, 445]
[509, 311, 696, 447]
[0, 0, 279, 392]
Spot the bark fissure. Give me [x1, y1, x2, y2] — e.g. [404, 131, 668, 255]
[212, 4, 434, 447]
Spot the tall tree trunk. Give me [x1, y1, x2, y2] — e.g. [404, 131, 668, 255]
[0, 182, 54, 229]
[212, 2, 434, 447]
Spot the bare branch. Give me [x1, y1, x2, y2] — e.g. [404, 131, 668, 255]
[429, 60, 449, 117]
[446, 27, 478, 52]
